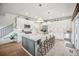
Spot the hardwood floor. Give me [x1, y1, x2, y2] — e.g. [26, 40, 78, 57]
[0, 42, 30, 56]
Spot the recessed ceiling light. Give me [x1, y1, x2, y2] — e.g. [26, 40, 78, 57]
[39, 4, 42, 7]
[48, 12, 50, 14]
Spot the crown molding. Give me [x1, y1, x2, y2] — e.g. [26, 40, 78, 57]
[44, 16, 72, 22]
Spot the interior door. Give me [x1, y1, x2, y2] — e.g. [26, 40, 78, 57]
[75, 18, 79, 49]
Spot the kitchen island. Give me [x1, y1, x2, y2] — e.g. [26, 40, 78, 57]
[21, 32, 54, 56]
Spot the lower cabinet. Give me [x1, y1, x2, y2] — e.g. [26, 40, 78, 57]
[22, 36, 37, 56]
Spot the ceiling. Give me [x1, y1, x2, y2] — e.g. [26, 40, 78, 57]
[0, 3, 76, 20]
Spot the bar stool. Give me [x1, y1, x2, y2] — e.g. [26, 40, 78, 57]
[44, 39, 48, 53]
[51, 36, 55, 46]
[49, 35, 53, 49]
[44, 36, 51, 53]
[38, 41, 46, 56]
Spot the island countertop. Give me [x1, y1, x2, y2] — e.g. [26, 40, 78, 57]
[21, 32, 54, 41]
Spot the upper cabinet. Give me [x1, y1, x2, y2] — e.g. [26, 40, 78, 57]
[72, 3, 79, 21]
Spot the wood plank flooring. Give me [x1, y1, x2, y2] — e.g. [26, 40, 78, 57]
[0, 42, 30, 56]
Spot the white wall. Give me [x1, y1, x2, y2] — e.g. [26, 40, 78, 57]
[0, 4, 2, 15]
[0, 13, 17, 27]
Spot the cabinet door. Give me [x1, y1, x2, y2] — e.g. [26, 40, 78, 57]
[22, 37, 35, 56]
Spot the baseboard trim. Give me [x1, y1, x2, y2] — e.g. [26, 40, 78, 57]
[21, 46, 32, 56]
